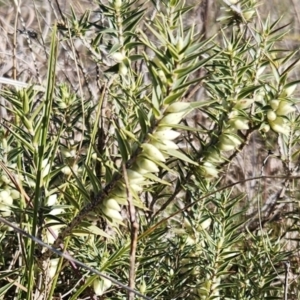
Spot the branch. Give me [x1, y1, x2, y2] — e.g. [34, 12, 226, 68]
[123, 163, 139, 300]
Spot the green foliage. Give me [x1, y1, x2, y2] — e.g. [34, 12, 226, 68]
[0, 0, 299, 299]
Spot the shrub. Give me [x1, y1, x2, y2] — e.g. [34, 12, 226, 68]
[0, 0, 299, 299]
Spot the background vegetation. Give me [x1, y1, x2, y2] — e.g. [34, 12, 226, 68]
[0, 0, 300, 299]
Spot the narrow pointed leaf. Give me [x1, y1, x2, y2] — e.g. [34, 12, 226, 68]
[166, 149, 198, 165]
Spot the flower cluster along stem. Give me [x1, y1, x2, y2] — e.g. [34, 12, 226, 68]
[40, 178, 117, 260]
[40, 100, 194, 260]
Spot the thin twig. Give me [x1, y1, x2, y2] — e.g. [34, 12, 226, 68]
[13, 0, 41, 83]
[283, 261, 290, 300]
[0, 76, 44, 91]
[123, 163, 139, 300]
[291, 0, 300, 26]
[13, 4, 18, 80]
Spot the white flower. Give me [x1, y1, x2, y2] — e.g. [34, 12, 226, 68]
[283, 82, 297, 97]
[202, 162, 219, 178]
[270, 100, 280, 110]
[229, 117, 249, 130]
[269, 117, 290, 135]
[101, 206, 123, 221]
[45, 223, 64, 244]
[48, 258, 60, 278]
[267, 110, 277, 121]
[47, 194, 57, 206]
[110, 52, 125, 62]
[93, 277, 112, 296]
[234, 98, 254, 109]
[205, 150, 224, 163]
[276, 100, 295, 115]
[103, 198, 121, 211]
[218, 133, 241, 151]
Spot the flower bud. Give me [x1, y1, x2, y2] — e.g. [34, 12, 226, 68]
[283, 82, 297, 96]
[130, 183, 143, 193]
[152, 130, 180, 141]
[270, 100, 280, 110]
[260, 123, 270, 133]
[111, 52, 125, 62]
[205, 150, 224, 163]
[269, 117, 290, 135]
[243, 10, 255, 21]
[257, 66, 266, 76]
[127, 170, 145, 184]
[102, 206, 123, 221]
[157, 69, 167, 84]
[267, 110, 277, 121]
[139, 278, 147, 294]
[198, 218, 212, 231]
[276, 100, 295, 115]
[228, 110, 239, 119]
[0, 190, 10, 202]
[176, 37, 184, 51]
[57, 101, 67, 109]
[0, 206, 10, 216]
[137, 158, 159, 173]
[48, 258, 60, 279]
[1, 138, 8, 150]
[0, 174, 10, 184]
[111, 186, 126, 198]
[201, 162, 219, 178]
[10, 189, 20, 200]
[234, 99, 254, 109]
[218, 141, 235, 152]
[218, 133, 241, 151]
[229, 117, 249, 130]
[151, 140, 179, 151]
[160, 111, 186, 126]
[93, 277, 112, 296]
[104, 198, 121, 211]
[119, 63, 128, 75]
[61, 166, 72, 175]
[166, 102, 190, 113]
[45, 223, 64, 244]
[114, 0, 122, 9]
[47, 194, 58, 206]
[141, 143, 166, 162]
